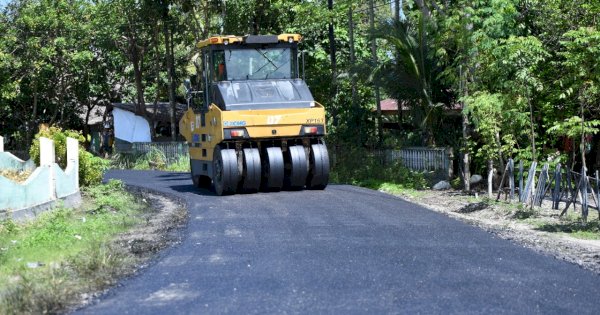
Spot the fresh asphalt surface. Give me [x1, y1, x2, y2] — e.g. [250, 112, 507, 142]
[77, 170, 600, 314]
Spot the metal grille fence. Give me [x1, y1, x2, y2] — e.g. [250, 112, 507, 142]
[379, 147, 453, 178]
[131, 142, 189, 163]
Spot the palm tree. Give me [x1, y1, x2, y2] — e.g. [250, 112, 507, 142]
[372, 18, 440, 145]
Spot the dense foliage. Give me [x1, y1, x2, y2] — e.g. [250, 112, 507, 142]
[29, 126, 109, 186]
[1, 0, 599, 176]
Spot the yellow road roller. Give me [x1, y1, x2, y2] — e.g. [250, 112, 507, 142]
[179, 34, 329, 195]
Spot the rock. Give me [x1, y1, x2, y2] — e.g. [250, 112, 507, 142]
[433, 181, 451, 190]
[456, 202, 489, 213]
[26, 262, 45, 268]
[470, 174, 483, 185]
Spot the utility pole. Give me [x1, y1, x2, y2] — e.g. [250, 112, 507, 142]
[369, 0, 383, 146]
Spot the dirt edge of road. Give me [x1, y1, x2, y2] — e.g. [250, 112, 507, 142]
[392, 189, 600, 275]
[74, 187, 188, 311]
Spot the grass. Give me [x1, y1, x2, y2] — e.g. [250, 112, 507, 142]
[330, 145, 429, 191]
[531, 209, 600, 240]
[0, 180, 149, 314]
[111, 149, 190, 172]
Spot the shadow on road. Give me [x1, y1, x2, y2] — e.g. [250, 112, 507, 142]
[169, 184, 216, 196]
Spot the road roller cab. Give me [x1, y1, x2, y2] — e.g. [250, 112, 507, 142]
[180, 34, 329, 195]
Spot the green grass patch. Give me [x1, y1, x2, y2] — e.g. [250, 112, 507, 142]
[330, 145, 429, 192]
[111, 149, 190, 172]
[0, 180, 148, 314]
[352, 179, 425, 198]
[535, 220, 600, 240]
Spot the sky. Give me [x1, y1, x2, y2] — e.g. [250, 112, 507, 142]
[0, 0, 9, 10]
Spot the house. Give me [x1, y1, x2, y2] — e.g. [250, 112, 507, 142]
[375, 98, 462, 130]
[83, 102, 187, 154]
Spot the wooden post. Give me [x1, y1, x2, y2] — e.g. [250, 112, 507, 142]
[596, 170, 600, 216]
[562, 170, 583, 217]
[522, 162, 537, 205]
[566, 168, 573, 204]
[518, 160, 524, 201]
[533, 163, 549, 207]
[581, 167, 588, 221]
[496, 161, 509, 202]
[509, 159, 515, 201]
[553, 163, 562, 210]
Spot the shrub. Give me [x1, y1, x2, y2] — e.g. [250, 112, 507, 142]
[329, 142, 428, 190]
[29, 127, 108, 186]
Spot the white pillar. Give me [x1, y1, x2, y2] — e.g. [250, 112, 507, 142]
[66, 137, 79, 164]
[40, 137, 56, 166]
[39, 137, 56, 199]
[0, 135, 3, 152]
[39, 137, 55, 166]
[66, 137, 79, 186]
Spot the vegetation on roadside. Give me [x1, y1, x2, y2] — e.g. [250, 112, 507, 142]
[29, 126, 110, 187]
[110, 149, 190, 172]
[0, 180, 159, 314]
[329, 143, 428, 194]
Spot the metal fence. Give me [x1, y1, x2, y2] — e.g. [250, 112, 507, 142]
[131, 142, 189, 163]
[379, 147, 453, 179]
[496, 158, 600, 221]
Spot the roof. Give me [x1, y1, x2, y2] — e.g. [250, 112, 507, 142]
[112, 103, 187, 122]
[84, 106, 107, 126]
[81, 103, 187, 126]
[197, 34, 302, 49]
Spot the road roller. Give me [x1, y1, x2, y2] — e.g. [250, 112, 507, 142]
[179, 34, 329, 195]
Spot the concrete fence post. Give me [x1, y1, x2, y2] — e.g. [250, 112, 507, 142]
[66, 137, 79, 186]
[39, 137, 56, 199]
[39, 137, 55, 166]
[0, 135, 4, 152]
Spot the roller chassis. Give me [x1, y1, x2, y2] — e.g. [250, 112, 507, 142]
[190, 136, 329, 195]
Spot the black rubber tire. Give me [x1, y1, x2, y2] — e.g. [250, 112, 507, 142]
[242, 148, 261, 193]
[191, 161, 200, 187]
[262, 147, 284, 191]
[190, 161, 211, 189]
[284, 145, 308, 190]
[213, 147, 239, 195]
[306, 143, 329, 190]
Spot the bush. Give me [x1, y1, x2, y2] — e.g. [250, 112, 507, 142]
[111, 150, 189, 172]
[329, 143, 428, 190]
[79, 150, 110, 186]
[29, 126, 108, 186]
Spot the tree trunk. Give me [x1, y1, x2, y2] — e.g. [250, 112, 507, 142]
[328, 0, 338, 127]
[348, 5, 360, 140]
[495, 130, 505, 171]
[132, 50, 146, 116]
[26, 80, 38, 148]
[488, 159, 494, 198]
[528, 92, 536, 162]
[461, 64, 470, 191]
[369, 0, 383, 146]
[164, 23, 177, 141]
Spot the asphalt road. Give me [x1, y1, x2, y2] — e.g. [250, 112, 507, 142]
[77, 170, 600, 314]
